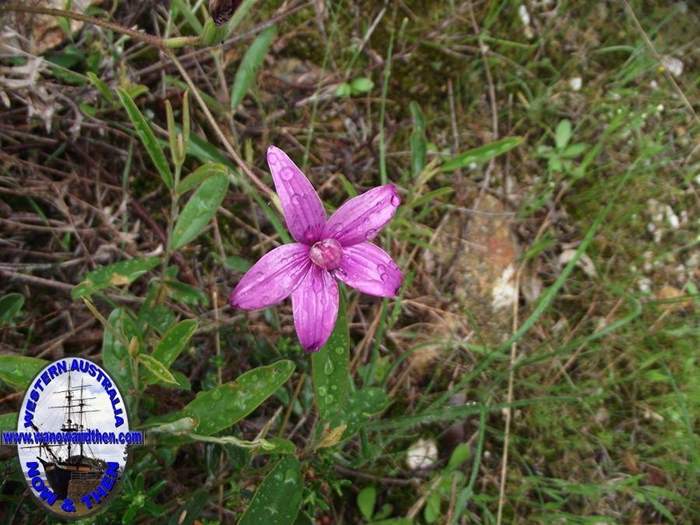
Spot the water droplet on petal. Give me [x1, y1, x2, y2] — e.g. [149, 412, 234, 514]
[281, 167, 295, 180]
[365, 228, 377, 240]
[380, 273, 389, 282]
[377, 264, 387, 274]
[291, 193, 303, 205]
[391, 194, 401, 206]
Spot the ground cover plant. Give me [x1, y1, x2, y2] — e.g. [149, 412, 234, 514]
[0, 0, 698, 523]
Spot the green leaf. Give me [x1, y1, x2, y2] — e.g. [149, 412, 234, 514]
[335, 83, 352, 97]
[238, 456, 302, 525]
[342, 387, 389, 433]
[71, 257, 160, 299]
[230, 26, 277, 111]
[223, 255, 253, 272]
[176, 163, 229, 195]
[116, 88, 174, 189]
[561, 143, 588, 158]
[139, 354, 178, 385]
[165, 280, 210, 306]
[424, 492, 441, 524]
[0, 412, 18, 431]
[555, 119, 572, 150]
[170, 173, 229, 250]
[183, 360, 295, 435]
[350, 77, 374, 94]
[312, 294, 350, 422]
[447, 443, 470, 471]
[87, 72, 114, 104]
[409, 101, 427, 178]
[0, 293, 24, 325]
[357, 486, 377, 521]
[152, 319, 198, 369]
[102, 309, 139, 397]
[0, 355, 48, 391]
[441, 136, 523, 172]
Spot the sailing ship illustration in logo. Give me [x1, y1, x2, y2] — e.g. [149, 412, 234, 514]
[26, 371, 109, 500]
[16, 357, 133, 517]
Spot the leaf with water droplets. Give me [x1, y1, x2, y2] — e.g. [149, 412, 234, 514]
[311, 293, 350, 422]
[72, 257, 160, 299]
[183, 360, 295, 435]
[238, 456, 302, 525]
[170, 172, 229, 251]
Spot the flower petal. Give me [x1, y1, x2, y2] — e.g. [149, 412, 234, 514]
[267, 145, 326, 244]
[291, 266, 339, 352]
[322, 184, 400, 246]
[229, 243, 311, 310]
[333, 242, 402, 297]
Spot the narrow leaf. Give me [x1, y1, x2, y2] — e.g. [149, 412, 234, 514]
[170, 173, 229, 250]
[230, 26, 277, 111]
[409, 101, 427, 177]
[0, 355, 48, 391]
[555, 119, 572, 150]
[175, 163, 228, 195]
[116, 88, 174, 188]
[238, 456, 302, 525]
[71, 257, 160, 299]
[441, 136, 523, 172]
[312, 294, 350, 422]
[183, 360, 295, 435]
[139, 354, 178, 385]
[87, 72, 114, 104]
[152, 319, 198, 369]
[0, 293, 25, 325]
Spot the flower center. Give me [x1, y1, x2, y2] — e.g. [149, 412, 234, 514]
[309, 238, 343, 270]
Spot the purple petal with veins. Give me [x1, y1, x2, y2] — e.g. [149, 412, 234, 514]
[291, 265, 339, 351]
[323, 184, 400, 246]
[267, 145, 326, 245]
[333, 242, 403, 298]
[229, 243, 311, 310]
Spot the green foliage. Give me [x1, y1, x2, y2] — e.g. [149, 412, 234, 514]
[169, 172, 229, 250]
[230, 26, 277, 111]
[0, 355, 47, 391]
[357, 486, 377, 521]
[441, 136, 523, 172]
[0, 293, 24, 326]
[71, 257, 161, 299]
[183, 360, 295, 435]
[238, 457, 302, 525]
[116, 88, 174, 188]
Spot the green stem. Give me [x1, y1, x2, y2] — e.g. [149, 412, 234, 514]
[0, 4, 199, 49]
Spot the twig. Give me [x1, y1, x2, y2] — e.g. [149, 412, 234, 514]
[0, 4, 196, 49]
[496, 267, 522, 525]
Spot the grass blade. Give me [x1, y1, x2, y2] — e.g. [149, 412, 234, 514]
[116, 88, 174, 189]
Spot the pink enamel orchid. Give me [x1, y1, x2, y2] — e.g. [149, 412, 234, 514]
[229, 145, 403, 352]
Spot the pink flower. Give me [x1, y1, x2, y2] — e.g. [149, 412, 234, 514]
[229, 145, 403, 352]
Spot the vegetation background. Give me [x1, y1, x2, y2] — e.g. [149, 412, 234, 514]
[0, 0, 698, 523]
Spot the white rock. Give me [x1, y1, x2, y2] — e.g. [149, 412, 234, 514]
[406, 438, 438, 470]
[661, 56, 684, 77]
[491, 264, 518, 310]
